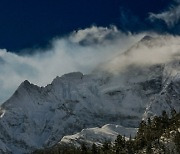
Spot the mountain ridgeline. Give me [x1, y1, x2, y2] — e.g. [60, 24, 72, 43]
[0, 36, 179, 153]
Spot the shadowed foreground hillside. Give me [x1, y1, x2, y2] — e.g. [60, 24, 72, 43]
[34, 109, 180, 154]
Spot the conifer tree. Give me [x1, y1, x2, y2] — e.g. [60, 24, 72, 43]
[174, 131, 180, 153]
[81, 143, 88, 154]
[91, 143, 98, 154]
[102, 141, 111, 154]
[161, 110, 169, 129]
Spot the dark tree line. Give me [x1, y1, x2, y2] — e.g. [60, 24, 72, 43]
[33, 109, 180, 154]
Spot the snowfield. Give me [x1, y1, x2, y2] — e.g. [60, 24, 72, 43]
[60, 124, 137, 147]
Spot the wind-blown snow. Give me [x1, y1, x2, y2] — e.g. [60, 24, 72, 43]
[0, 26, 144, 104]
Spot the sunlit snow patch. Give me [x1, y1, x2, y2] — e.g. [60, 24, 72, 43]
[0, 108, 5, 118]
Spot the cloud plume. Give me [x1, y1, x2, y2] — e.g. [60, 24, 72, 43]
[0, 26, 144, 104]
[2, 26, 180, 105]
[149, 1, 180, 28]
[102, 35, 180, 74]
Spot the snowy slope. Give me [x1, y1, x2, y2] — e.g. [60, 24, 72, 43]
[60, 124, 137, 147]
[0, 36, 180, 153]
[0, 68, 160, 153]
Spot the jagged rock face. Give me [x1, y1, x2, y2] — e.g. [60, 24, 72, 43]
[0, 64, 165, 153]
[0, 36, 180, 153]
[144, 61, 180, 119]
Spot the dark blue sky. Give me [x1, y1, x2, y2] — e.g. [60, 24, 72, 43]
[0, 0, 175, 51]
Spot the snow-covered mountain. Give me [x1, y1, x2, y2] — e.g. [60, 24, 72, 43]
[0, 36, 180, 153]
[0, 70, 150, 154]
[144, 60, 180, 119]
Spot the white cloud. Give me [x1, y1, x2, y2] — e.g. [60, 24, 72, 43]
[1, 26, 180, 105]
[102, 35, 180, 73]
[0, 26, 144, 104]
[69, 25, 119, 44]
[149, 3, 180, 28]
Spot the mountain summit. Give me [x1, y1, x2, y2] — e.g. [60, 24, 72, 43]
[0, 37, 180, 153]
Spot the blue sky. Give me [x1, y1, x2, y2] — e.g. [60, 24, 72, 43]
[0, 0, 175, 52]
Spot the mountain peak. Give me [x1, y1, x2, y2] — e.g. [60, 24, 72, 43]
[18, 80, 31, 89]
[61, 72, 83, 79]
[51, 72, 83, 85]
[17, 80, 40, 93]
[23, 80, 30, 85]
[140, 35, 154, 42]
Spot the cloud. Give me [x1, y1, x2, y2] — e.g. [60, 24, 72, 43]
[1, 26, 180, 105]
[101, 35, 180, 74]
[69, 25, 119, 45]
[149, 2, 180, 28]
[0, 26, 144, 104]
